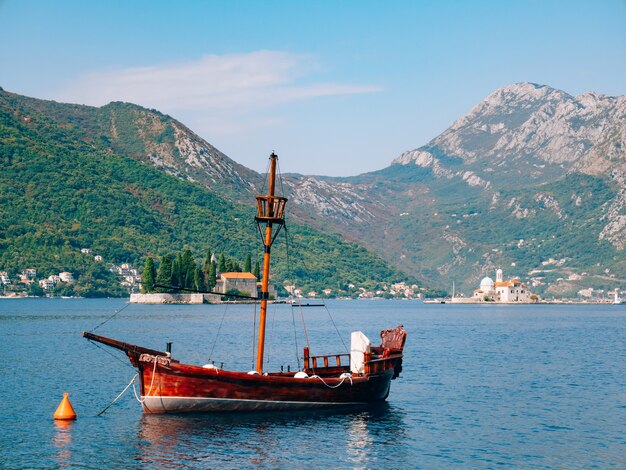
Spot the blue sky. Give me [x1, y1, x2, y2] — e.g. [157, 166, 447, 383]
[1, 0, 625, 176]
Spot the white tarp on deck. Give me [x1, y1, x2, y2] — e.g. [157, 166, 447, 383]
[350, 331, 371, 374]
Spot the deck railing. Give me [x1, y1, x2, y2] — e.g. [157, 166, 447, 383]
[303, 347, 350, 371]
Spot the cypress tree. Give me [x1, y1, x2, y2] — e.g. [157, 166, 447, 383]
[181, 249, 195, 289]
[202, 249, 212, 281]
[194, 266, 205, 292]
[244, 253, 252, 273]
[171, 253, 183, 287]
[208, 261, 217, 289]
[141, 257, 156, 293]
[218, 254, 226, 273]
[156, 254, 173, 292]
[253, 261, 261, 279]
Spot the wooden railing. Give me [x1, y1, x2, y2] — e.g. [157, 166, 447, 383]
[303, 347, 350, 371]
[302, 342, 404, 378]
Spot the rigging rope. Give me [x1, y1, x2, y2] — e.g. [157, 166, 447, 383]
[260, 157, 271, 194]
[208, 303, 229, 363]
[324, 305, 349, 354]
[277, 158, 286, 203]
[87, 338, 136, 370]
[290, 300, 301, 370]
[252, 301, 257, 370]
[283, 224, 304, 368]
[296, 300, 311, 354]
[265, 300, 279, 367]
[91, 298, 134, 331]
[282, 224, 349, 355]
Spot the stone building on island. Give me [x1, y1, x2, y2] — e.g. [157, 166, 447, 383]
[215, 272, 277, 299]
[452, 269, 535, 303]
[472, 269, 532, 303]
[215, 272, 258, 297]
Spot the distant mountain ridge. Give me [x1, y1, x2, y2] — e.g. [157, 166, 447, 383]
[394, 82, 626, 183]
[392, 83, 626, 252]
[0, 87, 416, 296]
[285, 83, 626, 295]
[1, 82, 624, 297]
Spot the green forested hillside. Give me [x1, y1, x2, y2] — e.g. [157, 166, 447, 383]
[359, 163, 624, 296]
[0, 88, 415, 296]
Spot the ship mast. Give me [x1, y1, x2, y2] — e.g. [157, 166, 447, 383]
[255, 153, 287, 373]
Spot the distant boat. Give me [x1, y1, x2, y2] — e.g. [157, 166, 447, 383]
[84, 153, 406, 413]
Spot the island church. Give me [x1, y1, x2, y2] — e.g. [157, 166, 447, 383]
[472, 269, 533, 303]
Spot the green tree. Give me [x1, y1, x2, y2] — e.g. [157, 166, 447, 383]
[171, 253, 183, 287]
[156, 254, 173, 292]
[218, 253, 226, 273]
[244, 253, 252, 273]
[204, 249, 212, 268]
[194, 265, 206, 292]
[202, 249, 212, 283]
[141, 257, 157, 293]
[208, 261, 217, 289]
[181, 249, 195, 289]
[253, 261, 261, 279]
[28, 281, 45, 297]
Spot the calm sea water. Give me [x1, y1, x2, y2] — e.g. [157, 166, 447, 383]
[1, 298, 625, 468]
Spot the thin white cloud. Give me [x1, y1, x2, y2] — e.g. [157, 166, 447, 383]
[52, 51, 382, 112]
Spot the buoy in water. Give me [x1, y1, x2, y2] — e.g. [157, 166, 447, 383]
[54, 392, 77, 420]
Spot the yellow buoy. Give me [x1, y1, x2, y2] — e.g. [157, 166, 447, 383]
[53, 392, 77, 420]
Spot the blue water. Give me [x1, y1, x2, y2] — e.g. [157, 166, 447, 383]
[1, 299, 626, 468]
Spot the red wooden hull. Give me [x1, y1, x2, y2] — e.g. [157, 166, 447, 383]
[137, 355, 395, 413]
[83, 326, 406, 413]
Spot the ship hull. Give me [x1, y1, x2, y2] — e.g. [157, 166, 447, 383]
[138, 355, 394, 413]
[83, 327, 405, 414]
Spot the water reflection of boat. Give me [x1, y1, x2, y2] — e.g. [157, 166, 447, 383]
[84, 153, 406, 413]
[136, 404, 404, 467]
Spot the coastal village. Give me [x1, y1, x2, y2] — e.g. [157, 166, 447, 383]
[0, 246, 424, 301]
[1, 249, 623, 303]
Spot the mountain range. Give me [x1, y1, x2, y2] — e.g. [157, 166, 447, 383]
[1, 82, 624, 297]
[0, 88, 412, 296]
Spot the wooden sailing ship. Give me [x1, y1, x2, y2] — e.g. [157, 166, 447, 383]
[84, 153, 406, 412]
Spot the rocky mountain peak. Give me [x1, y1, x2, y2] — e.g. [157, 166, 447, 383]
[393, 82, 625, 179]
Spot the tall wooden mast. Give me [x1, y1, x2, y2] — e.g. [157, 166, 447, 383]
[255, 153, 287, 373]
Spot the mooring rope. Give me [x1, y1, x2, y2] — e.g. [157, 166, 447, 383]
[96, 354, 162, 415]
[132, 355, 159, 404]
[97, 373, 138, 416]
